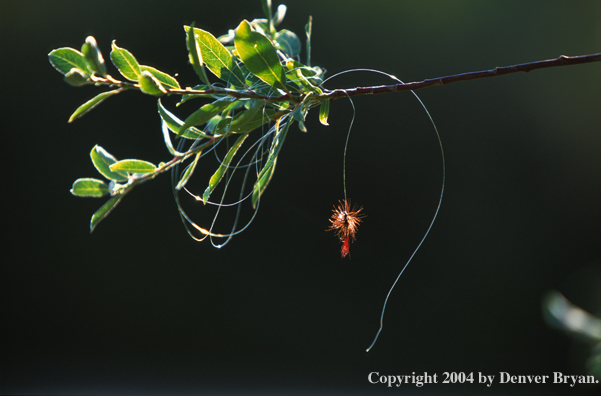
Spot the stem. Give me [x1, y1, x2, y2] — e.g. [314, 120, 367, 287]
[124, 132, 227, 189]
[322, 53, 601, 101]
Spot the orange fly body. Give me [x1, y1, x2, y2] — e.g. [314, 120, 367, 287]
[340, 237, 350, 258]
[328, 200, 364, 258]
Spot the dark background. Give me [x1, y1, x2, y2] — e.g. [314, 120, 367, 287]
[2, 0, 599, 394]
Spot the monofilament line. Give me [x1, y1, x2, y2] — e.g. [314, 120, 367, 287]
[324, 69, 446, 352]
[367, 75, 444, 352]
[342, 94, 356, 202]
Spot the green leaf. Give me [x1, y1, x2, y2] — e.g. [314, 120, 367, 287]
[261, 0, 274, 35]
[292, 105, 305, 122]
[90, 145, 128, 182]
[68, 89, 121, 123]
[229, 101, 276, 134]
[292, 92, 313, 123]
[109, 159, 157, 174]
[259, 119, 290, 176]
[319, 99, 330, 126]
[213, 116, 232, 136]
[185, 22, 212, 87]
[90, 195, 124, 233]
[252, 119, 291, 208]
[273, 4, 287, 26]
[70, 178, 111, 198]
[185, 26, 247, 88]
[161, 120, 181, 156]
[216, 29, 236, 45]
[110, 41, 141, 81]
[175, 152, 201, 190]
[63, 68, 91, 87]
[285, 70, 322, 94]
[139, 70, 167, 96]
[48, 47, 91, 76]
[249, 18, 270, 35]
[305, 16, 313, 66]
[285, 60, 323, 93]
[297, 121, 307, 133]
[275, 29, 301, 57]
[231, 109, 277, 134]
[140, 65, 180, 90]
[158, 100, 208, 139]
[252, 159, 277, 209]
[234, 20, 287, 91]
[202, 134, 249, 203]
[81, 36, 107, 76]
[179, 99, 232, 134]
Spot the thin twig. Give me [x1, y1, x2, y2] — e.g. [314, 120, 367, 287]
[322, 53, 601, 101]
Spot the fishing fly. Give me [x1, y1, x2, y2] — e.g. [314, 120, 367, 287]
[328, 199, 365, 258]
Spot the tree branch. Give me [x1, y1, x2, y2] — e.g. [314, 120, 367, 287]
[322, 53, 601, 101]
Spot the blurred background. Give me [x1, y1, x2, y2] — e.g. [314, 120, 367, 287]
[1, 0, 599, 394]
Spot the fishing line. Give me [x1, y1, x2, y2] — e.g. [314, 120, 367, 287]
[323, 69, 445, 352]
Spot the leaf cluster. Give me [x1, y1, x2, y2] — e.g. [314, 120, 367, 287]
[48, 0, 331, 235]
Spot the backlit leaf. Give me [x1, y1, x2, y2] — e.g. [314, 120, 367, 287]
[175, 152, 201, 190]
[81, 36, 107, 76]
[63, 68, 90, 86]
[213, 116, 232, 136]
[273, 4, 287, 26]
[185, 22, 212, 86]
[252, 158, 277, 209]
[202, 134, 249, 203]
[285, 60, 323, 93]
[319, 99, 330, 126]
[140, 65, 180, 90]
[305, 16, 312, 66]
[230, 103, 276, 134]
[90, 145, 128, 182]
[297, 121, 307, 132]
[185, 26, 246, 87]
[90, 195, 124, 233]
[275, 29, 301, 57]
[157, 100, 208, 140]
[252, 119, 290, 208]
[179, 99, 232, 134]
[162, 121, 182, 156]
[139, 70, 167, 96]
[68, 90, 121, 123]
[235, 20, 287, 91]
[70, 178, 110, 198]
[110, 41, 141, 81]
[109, 159, 157, 174]
[261, 0, 274, 34]
[48, 47, 91, 76]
